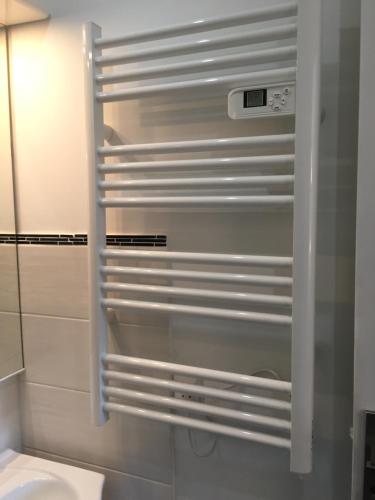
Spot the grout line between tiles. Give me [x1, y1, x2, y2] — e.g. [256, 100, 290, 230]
[21, 312, 89, 323]
[23, 380, 90, 395]
[21, 311, 169, 330]
[0, 310, 22, 316]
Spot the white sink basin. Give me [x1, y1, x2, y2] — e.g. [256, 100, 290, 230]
[0, 450, 104, 500]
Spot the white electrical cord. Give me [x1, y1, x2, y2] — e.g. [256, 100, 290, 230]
[188, 417, 218, 458]
[187, 368, 282, 458]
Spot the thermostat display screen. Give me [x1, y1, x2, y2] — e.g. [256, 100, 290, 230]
[243, 89, 267, 108]
[228, 83, 295, 119]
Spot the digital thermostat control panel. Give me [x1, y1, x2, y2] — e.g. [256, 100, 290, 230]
[228, 83, 296, 119]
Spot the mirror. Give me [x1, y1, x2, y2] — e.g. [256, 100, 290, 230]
[0, 26, 23, 380]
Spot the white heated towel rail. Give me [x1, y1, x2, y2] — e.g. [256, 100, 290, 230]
[84, 0, 321, 474]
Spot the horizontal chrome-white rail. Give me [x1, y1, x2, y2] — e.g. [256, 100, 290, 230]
[105, 402, 292, 448]
[100, 249, 293, 267]
[95, 3, 297, 47]
[98, 135, 295, 157]
[101, 265, 293, 287]
[98, 175, 295, 191]
[104, 370, 292, 412]
[104, 386, 291, 431]
[96, 68, 296, 103]
[98, 155, 295, 173]
[104, 354, 292, 392]
[102, 282, 293, 306]
[96, 46, 297, 84]
[101, 298, 292, 324]
[100, 195, 294, 207]
[96, 26, 297, 66]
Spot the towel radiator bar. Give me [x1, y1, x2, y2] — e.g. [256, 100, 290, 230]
[84, 0, 321, 474]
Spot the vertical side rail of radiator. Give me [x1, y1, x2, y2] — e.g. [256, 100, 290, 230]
[84, 22, 108, 425]
[291, 0, 322, 473]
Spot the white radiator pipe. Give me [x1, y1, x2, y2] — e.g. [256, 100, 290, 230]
[98, 175, 295, 191]
[96, 46, 297, 84]
[104, 402, 292, 449]
[101, 298, 292, 325]
[104, 354, 292, 393]
[97, 155, 295, 173]
[96, 68, 297, 103]
[104, 370, 292, 412]
[102, 282, 292, 306]
[95, 3, 297, 47]
[100, 249, 293, 267]
[98, 135, 295, 157]
[100, 195, 294, 207]
[96, 27, 297, 65]
[104, 386, 291, 431]
[84, 22, 108, 426]
[100, 265, 293, 287]
[290, 0, 322, 473]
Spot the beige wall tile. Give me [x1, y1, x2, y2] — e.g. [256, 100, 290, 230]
[109, 321, 170, 362]
[22, 315, 89, 391]
[0, 312, 23, 379]
[22, 314, 169, 391]
[21, 383, 172, 483]
[0, 245, 21, 314]
[18, 246, 88, 319]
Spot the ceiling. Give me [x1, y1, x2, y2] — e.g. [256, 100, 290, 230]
[0, 0, 48, 26]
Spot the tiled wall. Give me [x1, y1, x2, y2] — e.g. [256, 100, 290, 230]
[18, 245, 172, 500]
[8, 0, 360, 499]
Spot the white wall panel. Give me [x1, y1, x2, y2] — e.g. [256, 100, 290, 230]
[352, 1, 375, 497]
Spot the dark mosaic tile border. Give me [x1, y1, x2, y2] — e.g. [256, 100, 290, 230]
[0, 234, 167, 247]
